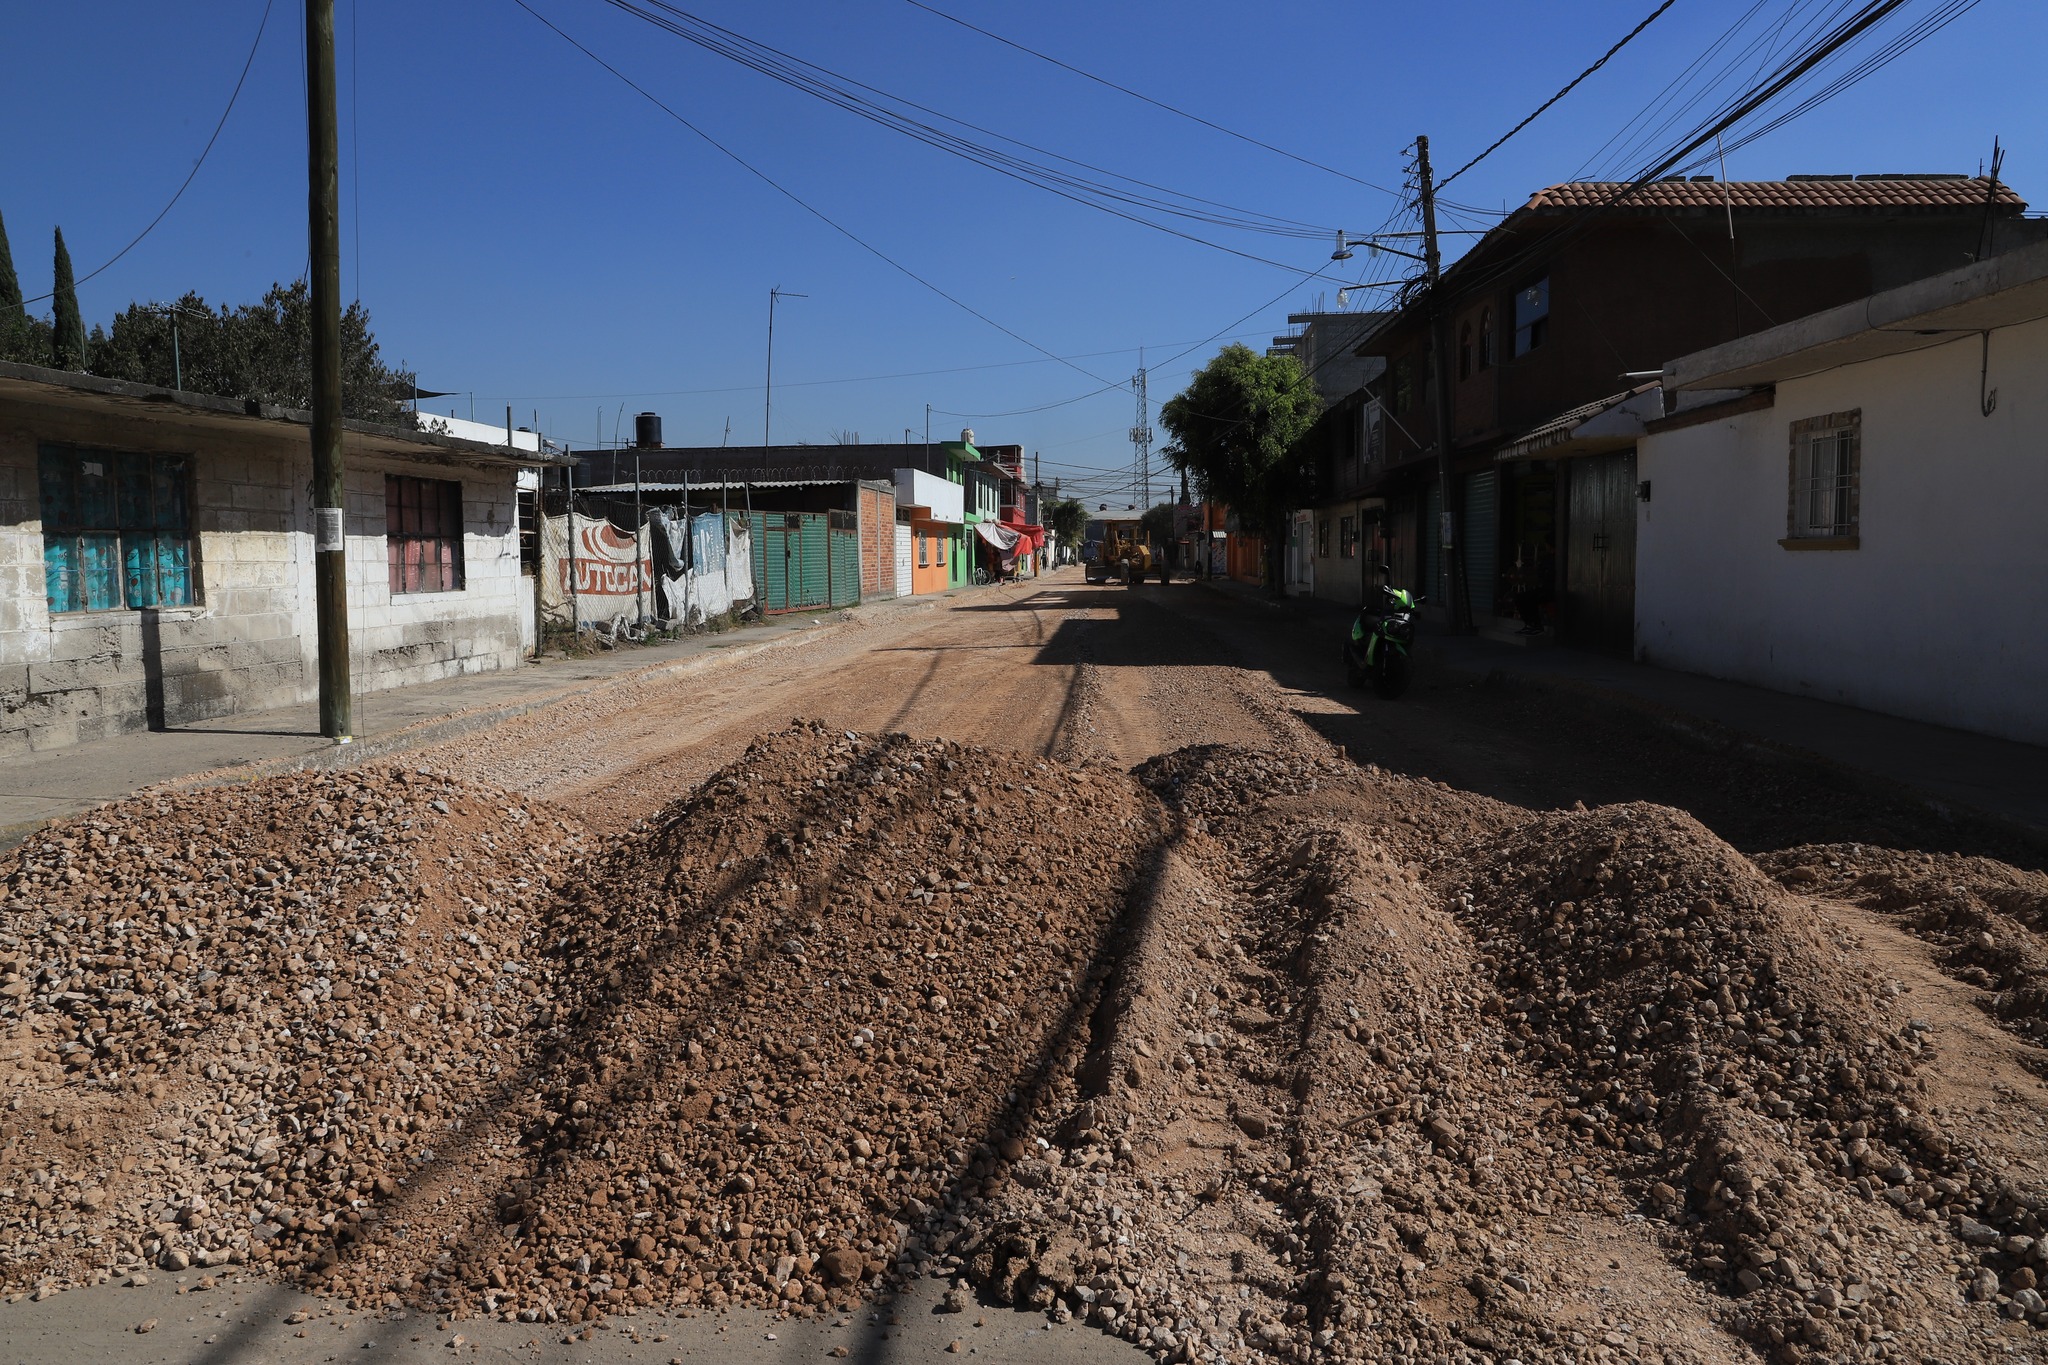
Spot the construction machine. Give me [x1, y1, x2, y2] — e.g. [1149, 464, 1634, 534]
[1084, 518, 1170, 586]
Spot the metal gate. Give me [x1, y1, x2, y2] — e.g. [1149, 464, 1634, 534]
[748, 511, 832, 613]
[1562, 450, 1638, 653]
[828, 509, 860, 607]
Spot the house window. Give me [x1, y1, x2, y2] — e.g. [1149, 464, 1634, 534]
[385, 475, 465, 594]
[935, 532, 946, 567]
[1391, 356, 1415, 415]
[1339, 515, 1358, 558]
[1317, 519, 1330, 557]
[39, 445, 196, 613]
[1458, 322, 1473, 379]
[1362, 399, 1385, 464]
[917, 530, 928, 567]
[1513, 277, 1550, 356]
[1479, 308, 1495, 369]
[1786, 412, 1861, 544]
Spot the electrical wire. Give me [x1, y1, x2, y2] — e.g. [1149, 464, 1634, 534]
[1437, 0, 1679, 191]
[21, 0, 275, 306]
[550, 0, 1391, 287]
[473, 332, 1275, 404]
[601, 0, 1336, 242]
[512, 0, 1122, 391]
[1424, 0, 1933, 314]
[902, 0, 1408, 200]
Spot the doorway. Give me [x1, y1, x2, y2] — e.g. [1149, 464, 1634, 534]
[1561, 450, 1637, 654]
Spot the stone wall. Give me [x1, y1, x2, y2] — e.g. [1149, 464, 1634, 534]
[0, 397, 530, 756]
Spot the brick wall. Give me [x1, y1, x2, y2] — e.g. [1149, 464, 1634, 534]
[0, 398, 528, 757]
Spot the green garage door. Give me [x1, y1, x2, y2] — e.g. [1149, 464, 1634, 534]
[828, 510, 860, 607]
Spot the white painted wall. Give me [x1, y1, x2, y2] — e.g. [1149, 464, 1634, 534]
[1636, 314, 2048, 745]
[893, 468, 962, 524]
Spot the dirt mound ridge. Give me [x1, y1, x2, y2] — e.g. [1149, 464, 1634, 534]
[0, 769, 583, 1294]
[1447, 802, 2048, 1359]
[1761, 843, 2048, 1046]
[432, 723, 1164, 1324]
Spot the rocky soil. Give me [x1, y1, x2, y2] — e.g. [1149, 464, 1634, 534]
[1, 721, 2045, 1363]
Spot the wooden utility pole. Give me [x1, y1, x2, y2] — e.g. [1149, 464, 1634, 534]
[307, 0, 352, 738]
[1415, 134, 1470, 632]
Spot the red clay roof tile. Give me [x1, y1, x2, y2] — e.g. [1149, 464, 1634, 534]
[1523, 177, 2023, 213]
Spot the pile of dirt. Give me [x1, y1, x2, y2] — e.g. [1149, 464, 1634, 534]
[0, 769, 584, 1292]
[1759, 844, 2048, 1045]
[3, 725, 2044, 1364]
[435, 723, 1163, 1324]
[1445, 803, 2048, 1360]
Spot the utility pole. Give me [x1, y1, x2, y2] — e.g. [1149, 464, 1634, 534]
[764, 286, 806, 469]
[1129, 357, 1152, 510]
[306, 0, 352, 740]
[1415, 134, 1469, 632]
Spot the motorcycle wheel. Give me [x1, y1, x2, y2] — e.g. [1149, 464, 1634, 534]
[1343, 642, 1366, 689]
[1371, 651, 1411, 699]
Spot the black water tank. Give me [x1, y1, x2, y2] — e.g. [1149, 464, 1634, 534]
[634, 412, 663, 448]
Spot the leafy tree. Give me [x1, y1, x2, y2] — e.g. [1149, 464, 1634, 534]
[1158, 343, 1322, 588]
[1138, 501, 1176, 545]
[90, 281, 417, 422]
[51, 227, 85, 370]
[1046, 497, 1089, 559]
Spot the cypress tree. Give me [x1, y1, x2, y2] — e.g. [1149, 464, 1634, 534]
[52, 226, 85, 370]
[0, 207, 23, 354]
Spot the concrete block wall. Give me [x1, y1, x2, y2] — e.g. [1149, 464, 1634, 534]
[0, 398, 532, 756]
[345, 457, 526, 695]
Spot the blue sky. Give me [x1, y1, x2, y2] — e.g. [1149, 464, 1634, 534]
[4, 1, 2041, 501]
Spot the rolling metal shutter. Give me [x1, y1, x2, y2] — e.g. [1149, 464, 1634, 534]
[1460, 471, 1498, 619]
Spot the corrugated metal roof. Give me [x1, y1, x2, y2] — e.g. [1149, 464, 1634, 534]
[1524, 176, 2023, 213]
[578, 478, 854, 494]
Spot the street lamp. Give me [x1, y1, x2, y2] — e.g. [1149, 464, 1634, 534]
[764, 285, 808, 456]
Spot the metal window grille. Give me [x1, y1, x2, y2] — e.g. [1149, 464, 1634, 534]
[1799, 430, 1856, 537]
[39, 445, 197, 614]
[385, 475, 465, 594]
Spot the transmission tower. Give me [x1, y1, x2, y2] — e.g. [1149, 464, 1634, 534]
[1129, 357, 1152, 510]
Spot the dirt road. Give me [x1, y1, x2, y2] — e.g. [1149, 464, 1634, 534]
[4, 568, 2045, 1364]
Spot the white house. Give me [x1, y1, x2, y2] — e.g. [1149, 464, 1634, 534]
[0, 362, 565, 754]
[1637, 238, 2048, 745]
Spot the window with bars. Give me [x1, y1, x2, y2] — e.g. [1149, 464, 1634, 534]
[385, 475, 465, 594]
[39, 445, 197, 614]
[1786, 412, 1861, 544]
[1316, 518, 1330, 558]
[1339, 514, 1358, 559]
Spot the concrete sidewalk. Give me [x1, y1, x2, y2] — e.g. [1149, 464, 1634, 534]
[0, 591, 943, 846]
[1193, 575, 2048, 836]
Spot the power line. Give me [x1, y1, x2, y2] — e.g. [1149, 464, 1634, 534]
[602, 0, 1335, 242]
[473, 333, 1272, 404]
[513, 0, 1121, 391]
[903, 0, 1408, 200]
[22, 0, 275, 306]
[1437, 0, 1679, 191]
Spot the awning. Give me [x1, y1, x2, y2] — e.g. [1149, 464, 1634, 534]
[1494, 384, 1661, 462]
[974, 521, 1022, 551]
